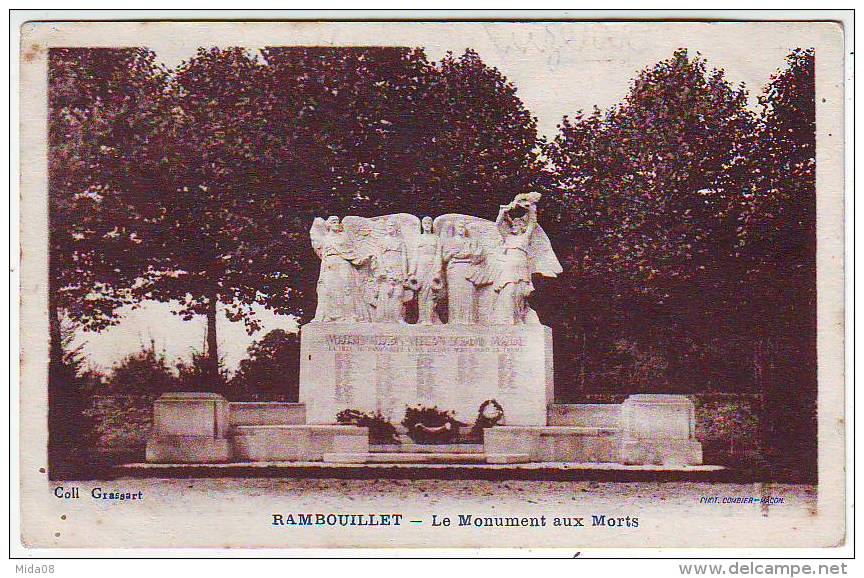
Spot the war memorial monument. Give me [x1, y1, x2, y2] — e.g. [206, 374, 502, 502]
[146, 193, 703, 468]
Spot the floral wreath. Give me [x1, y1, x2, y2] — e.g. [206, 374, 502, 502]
[477, 399, 504, 426]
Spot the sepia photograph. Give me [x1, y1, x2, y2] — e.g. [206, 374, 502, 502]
[14, 14, 849, 555]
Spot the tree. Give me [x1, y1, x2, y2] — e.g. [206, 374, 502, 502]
[739, 49, 816, 478]
[132, 48, 293, 389]
[542, 49, 755, 396]
[48, 48, 168, 333]
[48, 48, 167, 474]
[382, 49, 544, 216]
[739, 49, 815, 326]
[254, 46, 432, 321]
[230, 329, 300, 401]
[47, 320, 102, 477]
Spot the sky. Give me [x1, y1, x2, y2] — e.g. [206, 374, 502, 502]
[73, 21, 834, 372]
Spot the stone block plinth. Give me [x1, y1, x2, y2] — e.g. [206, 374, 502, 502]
[145, 392, 231, 463]
[619, 394, 703, 465]
[299, 322, 554, 425]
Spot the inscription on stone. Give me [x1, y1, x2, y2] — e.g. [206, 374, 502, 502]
[300, 323, 553, 425]
[416, 354, 435, 401]
[375, 354, 394, 416]
[457, 354, 478, 391]
[334, 352, 354, 405]
[498, 353, 517, 392]
[323, 333, 526, 354]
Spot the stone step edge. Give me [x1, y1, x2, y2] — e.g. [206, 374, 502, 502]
[233, 425, 367, 433]
[230, 425, 619, 437]
[370, 443, 484, 454]
[322, 452, 532, 464]
[490, 426, 620, 437]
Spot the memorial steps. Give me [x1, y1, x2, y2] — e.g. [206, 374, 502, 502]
[118, 461, 725, 482]
[144, 395, 705, 470]
[226, 406, 631, 464]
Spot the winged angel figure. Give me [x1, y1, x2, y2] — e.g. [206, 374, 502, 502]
[309, 216, 374, 323]
[311, 213, 420, 323]
[434, 192, 562, 325]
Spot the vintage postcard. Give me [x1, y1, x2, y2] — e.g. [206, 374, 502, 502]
[15, 17, 848, 553]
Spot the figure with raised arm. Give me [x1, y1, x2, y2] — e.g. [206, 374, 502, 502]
[493, 193, 545, 324]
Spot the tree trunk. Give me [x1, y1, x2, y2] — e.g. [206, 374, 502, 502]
[49, 296, 62, 380]
[205, 293, 219, 388]
[47, 238, 64, 453]
[578, 331, 587, 393]
[48, 296, 63, 454]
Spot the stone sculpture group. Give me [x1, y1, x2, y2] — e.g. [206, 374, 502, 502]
[310, 192, 563, 326]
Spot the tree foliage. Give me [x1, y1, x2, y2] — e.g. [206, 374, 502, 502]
[542, 49, 757, 394]
[106, 342, 177, 396]
[257, 47, 543, 319]
[48, 47, 168, 330]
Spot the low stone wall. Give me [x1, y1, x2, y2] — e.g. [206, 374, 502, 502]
[484, 426, 620, 463]
[232, 424, 368, 461]
[492, 396, 702, 466]
[229, 402, 306, 426]
[547, 404, 621, 428]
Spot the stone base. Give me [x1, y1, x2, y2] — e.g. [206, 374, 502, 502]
[621, 394, 696, 439]
[231, 425, 368, 462]
[484, 426, 621, 463]
[620, 439, 703, 466]
[146, 392, 232, 463]
[145, 436, 232, 464]
[299, 322, 554, 425]
[151, 392, 230, 437]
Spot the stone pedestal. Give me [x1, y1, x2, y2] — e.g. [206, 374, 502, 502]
[145, 392, 231, 463]
[619, 394, 703, 465]
[299, 322, 554, 425]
